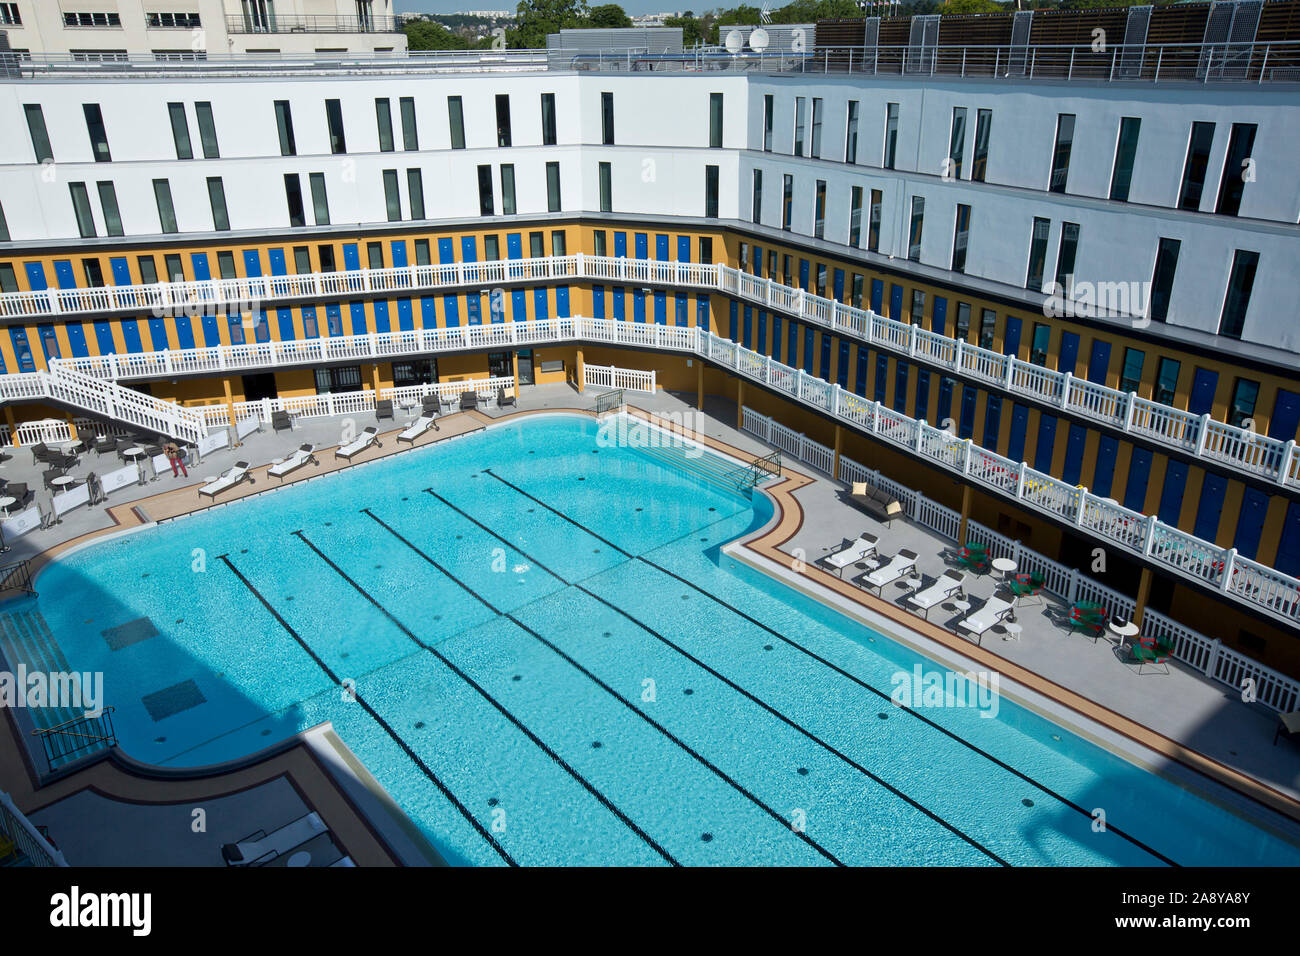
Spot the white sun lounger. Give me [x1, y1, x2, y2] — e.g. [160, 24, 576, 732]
[397, 414, 439, 445]
[268, 444, 317, 482]
[821, 533, 878, 576]
[958, 595, 1015, 644]
[907, 569, 967, 619]
[335, 426, 380, 461]
[860, 548, 919, 594]
[198, 461, 252, 499]
[221, 811, 327, 866]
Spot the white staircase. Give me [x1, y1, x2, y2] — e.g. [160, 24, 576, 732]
[0, 362, 208, 444]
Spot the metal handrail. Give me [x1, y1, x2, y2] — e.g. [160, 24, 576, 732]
[31, 707, 117, 771]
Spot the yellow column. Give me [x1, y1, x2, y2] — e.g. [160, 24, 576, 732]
[696, 360, 704, 410]
[4, 405, 18, 447]
[65, 413, 78, 440]
[222, 377, 236, 428]
[833, 424, 842, 480]
[957, 484, 973, 545]
[370, 363, 381, 394]
[1133, 567, 1154, 626]
[511, 351, 519, 398]
[576, 348, 585, 394]
[736, 378, 744, 430]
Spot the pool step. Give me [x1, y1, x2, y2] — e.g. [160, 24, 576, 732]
[631, 440, 744, 496]
[0, 610, 86, 733]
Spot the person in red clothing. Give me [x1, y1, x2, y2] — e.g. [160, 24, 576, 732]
[163, 441, 188, 478]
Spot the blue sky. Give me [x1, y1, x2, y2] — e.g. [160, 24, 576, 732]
[395, 2, 690, 16]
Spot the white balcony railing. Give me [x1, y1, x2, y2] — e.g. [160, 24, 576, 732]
[6, 253, 1294, 488]
[4, 313, 1299, 627]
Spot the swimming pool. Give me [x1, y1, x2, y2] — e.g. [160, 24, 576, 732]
[9, 413, 1300, 866]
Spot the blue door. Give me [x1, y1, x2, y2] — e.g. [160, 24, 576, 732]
[612, 287, 625, 321]
[53, 260, 76, 289]
[466, 292, 482, 325]
[654, 291, 666, 324]
[460, 236, 477, 262]
[742, 306, 752, 348]
[819, 331, 831, 379]
[931, 296, 947, 336]
[870, 279, 883, 314]
[874, 354, 889, 403]
[832, 269, 845, 302]
[614, 232, 627, 257]
[24, 262, 47, 290]
[243, 249, 263, 277]
[109, 258, 131, 287]
[983, 394, 1003, 450]
[1061, 424, 1087, 485]
[437, 238, 455, 264]
[1158, 460, 1189, 526]
[1091, 435, 1118, 497]
[1269, 389, 1300, 441]
[634, 233, 648, 259]
[511, 285, 527, 322]
[592, 284, 605, 319]
[1059, 331, 1080, 375]
[855, 347, 869, 397]
[758, 310, 768, 354]
[696, 294, 709, 332]
[191, 252, 211, 281]
[655, 234, 669, 261]
[93, 321, 116, 354]
[1007, 403, 1030, 461]
[894, 361, 909, 413]
[1034, 413, 1057, 472]
[8, 328, 35, 372]
[1003, 316, 1022, 358]
[915, 368, 931, 422]
[1193, 473, 1228, 541]
[1188, 368, 1219, 415]
[1273, 502, 1300, 576]
[837, 339, 849, 388]
[1124, 448, 1153, 512]
[803, 326, 814, 373]
[675, 293, 687, 327]
[959, 386, 977, 439]
[120, 320, 143, 353]
[799, 259, 810, 290]
[556, 285, 570, 317]
[506, 234, 522, 260]
[771, 315, 783, 362]
[889, 284, 903, 320]
[1087, 340, 1112, 385]
[676, 236, 690, 261]
[1234, 487, 1271, 559]
[729, 301, 738, 341]
[787, 321, 798, 367]
[937, 376, 955, 428]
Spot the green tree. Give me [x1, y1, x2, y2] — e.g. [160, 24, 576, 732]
[939, 0, 1003, 13]
[403, 20, 471, 50]
[587, 3, 632, 28]
[513, 0, 589, 49]
[664, 13, 710, 45]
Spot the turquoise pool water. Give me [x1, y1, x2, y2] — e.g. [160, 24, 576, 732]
[9, 414, 1300, 866]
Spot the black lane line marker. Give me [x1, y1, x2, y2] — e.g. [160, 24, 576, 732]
[216, 553, 516, 868]
[482, 472, 1177, 868]
[573, 581, 1008, 867]
[290, 529, 678, 867]
[634, 554, 1180, 869]
[420, 494, 1002, 866]
[361, 509, 505, 615]
[362, 508, 843, 866]
[482, 468, 632, 557]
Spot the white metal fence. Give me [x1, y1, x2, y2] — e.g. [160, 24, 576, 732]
[582, 364, 656, 394]
[740, 404, 1300, 713]
[0, 791, 67, 867]
[1, 251, 1291, 487]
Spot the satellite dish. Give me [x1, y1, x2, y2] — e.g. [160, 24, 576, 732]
[724, 29, 743, 54]
[749, 28, 770, 52]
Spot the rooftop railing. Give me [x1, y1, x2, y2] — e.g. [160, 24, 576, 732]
[224, 13, 408, 34]
[4, 39, 1297, 81]
[6, 252, 1294, 488]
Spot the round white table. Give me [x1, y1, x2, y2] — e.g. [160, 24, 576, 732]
[50, 475, 77, 490]
[0, 495, 15, 515]
[906, 575, 924, 591]
[124, 447, 147, 486]
[1001, 621, 1023, 642]
[399, 400, 417, 419]
[949, 599, 971, 614]
[991, 557, 1017, 579]
[1109, 619, 1140, 650]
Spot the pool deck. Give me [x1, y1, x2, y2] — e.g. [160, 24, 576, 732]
[1, 380, 1299, 863]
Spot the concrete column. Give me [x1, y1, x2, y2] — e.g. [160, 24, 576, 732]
[957, 483, 973, 545]
[833, 424, 842, 480]
[696, 360, 704, 410]
[1133, 567, 1154, 626]
[222, 377, 236, 428]
[575, 348, 585, 393]
[736, 378, 744, 430]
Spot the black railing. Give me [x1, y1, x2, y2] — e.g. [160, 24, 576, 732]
[594, 389, 625, 415]
[31, 707, 116, 772]
[728, 449, 782, 489]
[0, 560, 35, 597]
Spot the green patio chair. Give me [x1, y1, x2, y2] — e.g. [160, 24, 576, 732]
[1129, 634, 1175, 675]
[1009, 571, 1046, 605]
